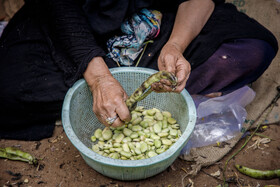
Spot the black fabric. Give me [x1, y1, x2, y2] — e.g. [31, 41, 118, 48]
[0, 5, 67, 140]
[83, 0, 225, 35]
[83, 0, 189, 35]
[3, 0, 276, 87]
[0, 0, 278, 140]
[184, 3, 279, 68]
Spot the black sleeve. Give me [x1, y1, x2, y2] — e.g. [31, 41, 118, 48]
[25, 0, 106, 85]
[47, 0, 106, 69]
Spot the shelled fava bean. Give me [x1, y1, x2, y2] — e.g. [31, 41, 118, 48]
[90, 106, 182, 160]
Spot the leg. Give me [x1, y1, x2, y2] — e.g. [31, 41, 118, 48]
[185, 39, 276, 95]
[0, 5, 69, 140]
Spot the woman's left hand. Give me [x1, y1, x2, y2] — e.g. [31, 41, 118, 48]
[152, 0, 214, 93]
[154, 42, 191, 93]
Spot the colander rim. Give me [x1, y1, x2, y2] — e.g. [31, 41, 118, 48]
[62, 67, 196, 167]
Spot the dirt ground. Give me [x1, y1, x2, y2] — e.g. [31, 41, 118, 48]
[1, 122, 280, 187]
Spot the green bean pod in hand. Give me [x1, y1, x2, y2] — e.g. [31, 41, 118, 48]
[126, 71, 177, 111]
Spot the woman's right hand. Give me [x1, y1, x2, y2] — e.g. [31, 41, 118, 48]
[84, 57, 131, 127]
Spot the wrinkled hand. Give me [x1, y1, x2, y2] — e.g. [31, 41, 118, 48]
[84, 57, 131, 127]
[91, 75, 131, 127]
[153, 42, 191, 93]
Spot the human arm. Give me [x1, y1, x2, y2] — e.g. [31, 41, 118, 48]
[44, 0, 106, 83]
[44, 0, 131, 126]
[154, 0, 215, 92]
[83, 57, 131, 127]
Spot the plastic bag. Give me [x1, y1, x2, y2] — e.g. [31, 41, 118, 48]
[181, 86, 256, 155]
[0, 21, 8, 37]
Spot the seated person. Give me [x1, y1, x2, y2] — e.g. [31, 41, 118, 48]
[0, 0, 278, 140]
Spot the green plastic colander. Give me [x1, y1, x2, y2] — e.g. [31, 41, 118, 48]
[62, 67, 196, 180]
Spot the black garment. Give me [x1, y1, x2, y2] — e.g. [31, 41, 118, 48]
[65, 0, 277, 86]
[83, 0, 193, 35]
[0, 5, 68, 140]
[12, 0, 277, 87]
[0, 0, 278, 140]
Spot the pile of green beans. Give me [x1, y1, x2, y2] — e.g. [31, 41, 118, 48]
[90, 106, 182, 160]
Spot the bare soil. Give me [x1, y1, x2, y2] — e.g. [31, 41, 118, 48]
[1, 123, 279, 187]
